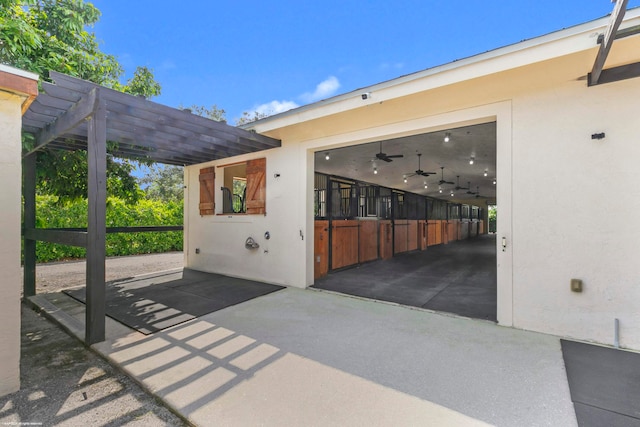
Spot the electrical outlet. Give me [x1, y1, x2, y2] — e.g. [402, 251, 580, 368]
[570, 278, 582, 292]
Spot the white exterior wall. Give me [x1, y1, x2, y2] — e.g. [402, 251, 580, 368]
[185, 142, 309, 288]
[0, 91, 26, 397]
[510, 77, 640, 349]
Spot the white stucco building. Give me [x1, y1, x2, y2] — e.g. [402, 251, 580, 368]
[183, 9, 640, 350]
[0, 64, 38, 397]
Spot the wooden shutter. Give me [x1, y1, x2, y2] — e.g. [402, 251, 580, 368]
[199, 167, 215, 215]
[245, 158, 266, 215]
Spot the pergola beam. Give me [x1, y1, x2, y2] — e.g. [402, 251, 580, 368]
[49, 72, 279, 150]
[85, 94, 107, 345]
[24, 88, 98, 157]
[590, 0, 629, 86]
[24, 228, 87, 247]
[23, 154, 36, 298]
[594, 61, 640, 85]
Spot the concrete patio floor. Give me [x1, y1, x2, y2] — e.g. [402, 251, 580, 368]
[31, 285, 577, 427]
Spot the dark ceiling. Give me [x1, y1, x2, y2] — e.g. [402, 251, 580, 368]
[314, 122, 497, 202]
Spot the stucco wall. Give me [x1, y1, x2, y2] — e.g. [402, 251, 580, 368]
[510, 76, 640, 349]
[0, 91, 25, 397]
[185, 144, 308, 288]
[0, 64, 38, 398]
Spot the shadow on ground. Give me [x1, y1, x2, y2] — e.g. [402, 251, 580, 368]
[0, 305, 186, 426]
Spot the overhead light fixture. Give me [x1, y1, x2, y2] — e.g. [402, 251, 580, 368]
[439, 186, 443, 193]
[484, 170, 488, 177]
[424, 182, 428, 189]
[493, 179, 497, 185]
[444, 132, 450, 143]
[403, 176, 408, 184]
[450, 191, 454, 197]
[325, 152, 330, 160]
[373, 167, 378, 174]
[469, 156, 475, 165]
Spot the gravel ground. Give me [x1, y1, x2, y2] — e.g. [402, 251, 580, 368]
[33, 252, 184, 294]
[0, 306, 187, 427]
[2, 252, 188, 426]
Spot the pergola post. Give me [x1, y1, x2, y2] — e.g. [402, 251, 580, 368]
[23, 153, 36, 298]
[86, 95, 107, 344]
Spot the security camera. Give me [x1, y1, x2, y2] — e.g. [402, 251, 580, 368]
[361, 92, 371, 100]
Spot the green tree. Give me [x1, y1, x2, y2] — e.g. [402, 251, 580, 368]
[139, 165, 184, 204]
[180, 104, 227, 122]
[1, 0, 162, 202]
[236, 110, 269, 126]
[488, 205, 497, 233]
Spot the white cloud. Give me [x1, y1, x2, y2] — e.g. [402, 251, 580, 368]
[160, 60, 176, 70]
[301, 76, 340, 103]
[241, 76, 340, 122]
[379, 62, 405, 71]
[254, 100, 300, 116]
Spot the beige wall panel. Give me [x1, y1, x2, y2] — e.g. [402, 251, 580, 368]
[0, 92, 23, 397]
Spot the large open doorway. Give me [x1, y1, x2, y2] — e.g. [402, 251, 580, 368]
[310, 122, 498, 321]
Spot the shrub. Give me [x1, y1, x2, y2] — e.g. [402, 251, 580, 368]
[33, 195, 183, 262]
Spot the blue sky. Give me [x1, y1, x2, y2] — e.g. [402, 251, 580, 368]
[91, 1, 640, 124]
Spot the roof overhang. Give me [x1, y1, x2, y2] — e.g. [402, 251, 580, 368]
[0, 64, 39, 114]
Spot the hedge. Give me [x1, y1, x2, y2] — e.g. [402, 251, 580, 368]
[33, 195, 183, 262]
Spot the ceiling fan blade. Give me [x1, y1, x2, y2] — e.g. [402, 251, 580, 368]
[419, 171, 436, 177]
[386, 154, 403, 159]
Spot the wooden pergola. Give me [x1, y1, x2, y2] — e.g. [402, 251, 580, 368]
[22, 71, 280, 344]
[589, 0, 640, 86]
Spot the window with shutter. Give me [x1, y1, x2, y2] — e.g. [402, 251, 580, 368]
[245, 158, 266, 215]
[199, 167, 215, 215]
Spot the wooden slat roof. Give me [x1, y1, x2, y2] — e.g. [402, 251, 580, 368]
[22, 71, 281, 165]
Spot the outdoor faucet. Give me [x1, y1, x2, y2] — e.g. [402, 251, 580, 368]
[245, 237, 260, 250]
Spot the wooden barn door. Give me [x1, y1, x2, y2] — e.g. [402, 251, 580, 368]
[314, 221, 329, 279]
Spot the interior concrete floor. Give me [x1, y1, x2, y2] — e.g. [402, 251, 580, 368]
[313, 234, 497, 321]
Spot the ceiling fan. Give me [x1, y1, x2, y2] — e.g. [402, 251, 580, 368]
[438, 167, 455, 185]
[375, 141, 403, 162]
[475, 186, 490, 198]
[455, 176, 469, 191]
[404, 154, 436, 178]
[466, 183, 477, 195]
